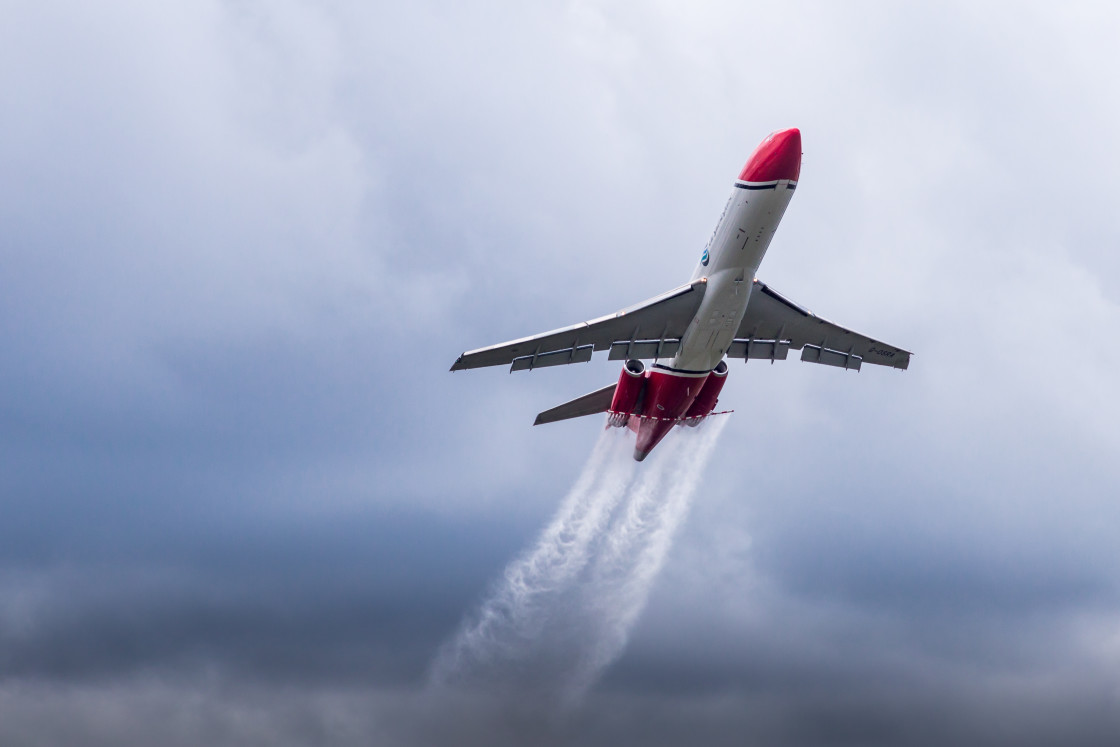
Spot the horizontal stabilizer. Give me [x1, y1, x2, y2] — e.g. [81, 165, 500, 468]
[533, 383, 617, 426]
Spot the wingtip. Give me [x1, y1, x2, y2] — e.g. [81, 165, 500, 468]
[449, 355, 465, 372]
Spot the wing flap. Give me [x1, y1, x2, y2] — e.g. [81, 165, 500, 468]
[801, 344, 862, 371]
[510, 344, 594, 372]
[451, 278, 707, 372]
[725, 338, 790, 361]
[607, 339, 682, 360]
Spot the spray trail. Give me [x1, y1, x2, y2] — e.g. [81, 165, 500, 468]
[429, 428, 636, 690]
[562, 415, 728, 700]
[430, 418, 727, 702]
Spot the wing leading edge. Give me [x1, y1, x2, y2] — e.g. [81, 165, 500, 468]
[450, 278, 708, 372]
[730, 279, 911, 371]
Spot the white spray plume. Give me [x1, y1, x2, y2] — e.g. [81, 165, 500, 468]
[429, 417, 728, 705]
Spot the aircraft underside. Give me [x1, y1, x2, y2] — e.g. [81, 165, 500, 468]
[451, 128, 911, 461]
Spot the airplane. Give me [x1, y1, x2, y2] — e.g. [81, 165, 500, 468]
[451, 128, 910, 461]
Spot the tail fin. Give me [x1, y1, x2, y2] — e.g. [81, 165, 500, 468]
[533, 383, 617, 426]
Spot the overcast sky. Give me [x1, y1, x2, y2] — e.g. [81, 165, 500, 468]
[3, 1, 1120, 745]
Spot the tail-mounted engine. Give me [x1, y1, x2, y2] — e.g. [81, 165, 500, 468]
[607, 359, 646, 427]
[682, 360, 728, 425]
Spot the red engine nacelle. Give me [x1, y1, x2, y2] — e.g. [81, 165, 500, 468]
[608, 359, 646, 427]
[682, 360, 728, 424]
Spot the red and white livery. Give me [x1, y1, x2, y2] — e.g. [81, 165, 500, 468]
[451, 129, 910, 461]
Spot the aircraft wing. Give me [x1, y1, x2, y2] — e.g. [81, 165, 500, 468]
[729, 279, 911, 371]
[451, 278, 708, 372]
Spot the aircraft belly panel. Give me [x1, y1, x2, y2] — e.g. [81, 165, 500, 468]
[674, 184, 793, 372]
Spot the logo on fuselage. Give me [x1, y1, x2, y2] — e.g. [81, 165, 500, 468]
[701, 247, 709, 266]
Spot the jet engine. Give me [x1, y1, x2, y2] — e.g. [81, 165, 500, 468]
[607, 359, 646, 427]
[682, 360, 728, 425]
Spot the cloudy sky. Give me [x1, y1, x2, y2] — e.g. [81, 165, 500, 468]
[4, 1, 1120, 744]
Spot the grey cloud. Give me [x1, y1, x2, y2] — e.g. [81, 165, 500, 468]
[3, 0, 1120, 745]
[1, 678, 1119, 747]
[0, 511, 525, 685]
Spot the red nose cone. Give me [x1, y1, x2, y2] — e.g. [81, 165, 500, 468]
[738, 128, 802, 182]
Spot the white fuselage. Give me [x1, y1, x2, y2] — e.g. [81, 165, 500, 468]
[666, 178, 798, 373]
